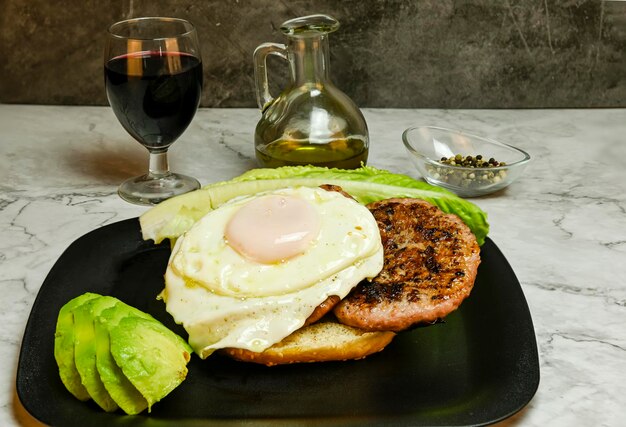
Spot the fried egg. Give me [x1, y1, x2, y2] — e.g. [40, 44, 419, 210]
[163, 186, 383, 358]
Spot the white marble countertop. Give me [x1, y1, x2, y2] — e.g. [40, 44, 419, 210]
[1, 105, 625, 426]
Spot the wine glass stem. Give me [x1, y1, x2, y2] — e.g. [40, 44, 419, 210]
[148, 150, 171, 178]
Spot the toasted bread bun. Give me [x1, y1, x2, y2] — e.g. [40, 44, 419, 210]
[221, 319, 395, 366]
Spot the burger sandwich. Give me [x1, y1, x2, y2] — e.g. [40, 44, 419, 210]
[141, 167, 486, 366]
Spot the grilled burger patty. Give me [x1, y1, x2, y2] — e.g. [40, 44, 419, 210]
[334, 198, 480, 332]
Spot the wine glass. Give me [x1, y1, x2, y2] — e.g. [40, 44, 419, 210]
[104, 17, 203, 205]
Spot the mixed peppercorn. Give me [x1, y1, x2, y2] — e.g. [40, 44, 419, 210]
[427, 154, 508, 188]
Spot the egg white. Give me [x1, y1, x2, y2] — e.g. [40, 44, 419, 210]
[163, 187, 383, 358]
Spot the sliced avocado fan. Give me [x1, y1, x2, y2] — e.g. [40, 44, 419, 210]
[54, 293, 193, 415]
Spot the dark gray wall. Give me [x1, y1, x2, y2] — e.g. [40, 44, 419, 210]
[0, 0, 624, 108]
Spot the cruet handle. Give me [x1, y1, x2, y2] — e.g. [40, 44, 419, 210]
[253, 42, 288, 110]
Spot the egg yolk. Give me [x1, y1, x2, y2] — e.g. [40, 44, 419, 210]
[225, 195, 321, 264]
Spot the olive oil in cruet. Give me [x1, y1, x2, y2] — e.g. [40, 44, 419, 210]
[253, 14, 369, 169]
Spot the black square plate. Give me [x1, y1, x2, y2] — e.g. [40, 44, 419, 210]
[17, 218, 539, 426]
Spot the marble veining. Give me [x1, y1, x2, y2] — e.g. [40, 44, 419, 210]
[1, 105, 625, 426]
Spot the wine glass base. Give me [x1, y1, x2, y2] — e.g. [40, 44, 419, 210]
[118, 173, 200, 206]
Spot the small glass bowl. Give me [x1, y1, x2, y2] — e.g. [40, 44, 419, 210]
[402, 126, 531, 197]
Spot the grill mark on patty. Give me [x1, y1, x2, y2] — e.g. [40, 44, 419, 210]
[334, 198, 481, 331]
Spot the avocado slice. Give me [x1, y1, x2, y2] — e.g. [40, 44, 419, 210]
[109, 316, 192, 410]
[94, 302, 154, 415]
[54, 292, 101, 401]
[72, 296, 119, 412]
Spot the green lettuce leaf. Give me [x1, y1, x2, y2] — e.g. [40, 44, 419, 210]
[139, 165, 489, 245]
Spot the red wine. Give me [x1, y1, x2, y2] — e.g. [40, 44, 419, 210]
[105, 51, 202, 149]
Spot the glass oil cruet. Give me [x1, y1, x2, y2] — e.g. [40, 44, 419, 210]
[253, 14, 369, 169]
